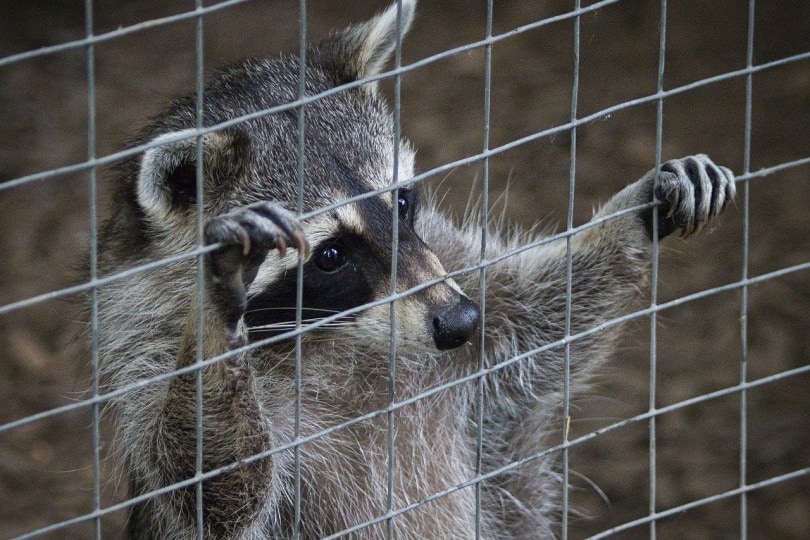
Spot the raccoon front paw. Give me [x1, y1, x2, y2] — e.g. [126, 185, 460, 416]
[204, 202, 310, 329]
[652, 154, 736, 240]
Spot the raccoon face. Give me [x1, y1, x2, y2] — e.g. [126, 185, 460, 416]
[128, 0, 479, 353]
[243, 186, 480, 353]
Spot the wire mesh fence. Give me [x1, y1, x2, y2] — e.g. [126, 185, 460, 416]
[1, 0, 809, 538]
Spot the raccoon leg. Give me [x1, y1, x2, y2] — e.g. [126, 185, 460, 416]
[427, 155, 735, 395]
[557, 152, 736, 367]
[422, 155, 733, 534]
[154, 202, 308, 537]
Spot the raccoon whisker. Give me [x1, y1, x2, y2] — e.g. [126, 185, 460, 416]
[301, 335, 356, 345]
[246, 307, 342, 315]
[463, 171, 481, 224]
[431, 168, 460, 210]
[247, 319, 354, 333]
[247, 317, 334, 328]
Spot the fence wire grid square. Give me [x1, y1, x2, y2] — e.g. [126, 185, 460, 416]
[1, 0, 809, 538]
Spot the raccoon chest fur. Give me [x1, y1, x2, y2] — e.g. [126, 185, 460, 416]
[279, 371, 482, 538]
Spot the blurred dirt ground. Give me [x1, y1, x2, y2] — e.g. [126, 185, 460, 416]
[1, 0, 808, 538]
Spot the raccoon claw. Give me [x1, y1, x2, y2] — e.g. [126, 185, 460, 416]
[652, 154, 735, 240]
[204, 202, 309, 327]
[247, 202, 310, 260]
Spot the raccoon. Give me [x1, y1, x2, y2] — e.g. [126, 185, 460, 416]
[96, 0, 736, 538]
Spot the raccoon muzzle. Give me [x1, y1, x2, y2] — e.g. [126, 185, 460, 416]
[430, 295, 480, 351]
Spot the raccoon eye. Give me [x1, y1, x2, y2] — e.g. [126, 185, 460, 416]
[398, 195, 410, 216]
[314, 245, 347, 273]
[397, 190, 416, 225]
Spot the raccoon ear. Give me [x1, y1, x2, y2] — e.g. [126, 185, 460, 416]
[137, 128, 251, 220]
[314, 0, 416, 87]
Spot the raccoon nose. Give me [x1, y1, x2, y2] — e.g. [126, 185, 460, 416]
[431, 295, 480, 351]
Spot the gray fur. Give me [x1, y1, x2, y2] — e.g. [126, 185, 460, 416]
[95, 0, 735, 538]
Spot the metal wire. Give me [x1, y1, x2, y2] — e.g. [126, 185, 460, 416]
[294, 2, 308, 537]
[561, 1, 583, 537]
[83, 0, 101, 538]
[4, 44, 809, 199]
[739, 2, 756, 538]
[2, 2, 809, 539]
[193, 0, 207, 536]
[648, 1, 668, 537]
[386, 2, 406, 536]
[474, 2, 495, 538]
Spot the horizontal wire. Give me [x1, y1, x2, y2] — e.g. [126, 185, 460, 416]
[587, 466, 810, 540]
[14, 253, 810, 476]
[0, 0, 254, 68]
[3, 256, 809, 442]
[2, 36, 808, 195]
[4, 149, 810, 318]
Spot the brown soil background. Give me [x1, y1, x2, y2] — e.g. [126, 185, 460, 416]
[1, 0, 808, 538]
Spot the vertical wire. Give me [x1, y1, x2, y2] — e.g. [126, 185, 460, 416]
[194, 0, 206, 536]
[650, 1, 668, 538]
[740, 1, 755, 537]
[294, 2, 307, 537]
[84, 1, 101, 537]
[386, 3, 405, 536]
[562, 3, 582, 538]
[475, 1, 494, 537]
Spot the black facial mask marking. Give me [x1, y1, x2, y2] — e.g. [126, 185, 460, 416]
[245, 188, 430, 345]
[244, 232, 376, 342]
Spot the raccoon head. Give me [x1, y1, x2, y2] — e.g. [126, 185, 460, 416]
[128, 0, 479, 353]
